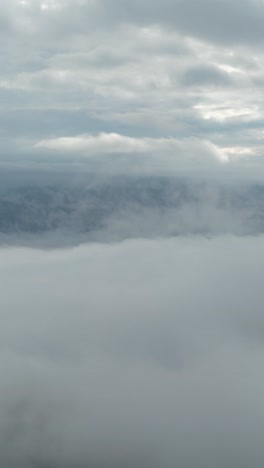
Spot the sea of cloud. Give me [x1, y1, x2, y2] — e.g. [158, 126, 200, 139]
[1, 236, 264, 467]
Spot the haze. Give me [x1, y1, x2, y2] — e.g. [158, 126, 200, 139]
[1, 1, 264, 467]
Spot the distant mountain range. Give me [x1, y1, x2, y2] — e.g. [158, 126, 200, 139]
[1, 170, 264, 246]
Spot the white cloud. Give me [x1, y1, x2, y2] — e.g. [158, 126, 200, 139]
[35, 132, 161, 153]
[35, 132, 229, 167]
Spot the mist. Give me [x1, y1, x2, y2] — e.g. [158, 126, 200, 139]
[2, 167, 264, 248]
[0, 237, 264, 467]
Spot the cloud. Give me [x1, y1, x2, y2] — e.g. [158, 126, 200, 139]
[99, 0, 264, 46]
[35, 132, 171, 153]
[182, 64, 234, 88]
[1, 237, 264, 467]
[2, 2, 264, 467]
[35, 132, 228, 164]
[7, 0, 264, 47]
[1, 0, 264, 167]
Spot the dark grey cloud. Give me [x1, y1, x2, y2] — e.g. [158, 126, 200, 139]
[7, 0, 259, 49]
[99, 0, 264, 46]
[9, 0, 262, 48]
[182, 64, 234, 87]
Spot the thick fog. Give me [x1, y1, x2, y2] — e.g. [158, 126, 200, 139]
[1, 237, 264, 468]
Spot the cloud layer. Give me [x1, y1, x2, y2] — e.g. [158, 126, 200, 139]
[1, 0, 264, 171]
[1, 237, 264, 467]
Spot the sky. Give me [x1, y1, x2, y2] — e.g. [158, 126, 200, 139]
[1, 0, 264, 171]
[2, 1, 264, 467]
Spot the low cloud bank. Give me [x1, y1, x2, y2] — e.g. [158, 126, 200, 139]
[35, 133, 228, 164]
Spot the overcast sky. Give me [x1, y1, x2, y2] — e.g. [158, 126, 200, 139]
[1, 0, 264, 173]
